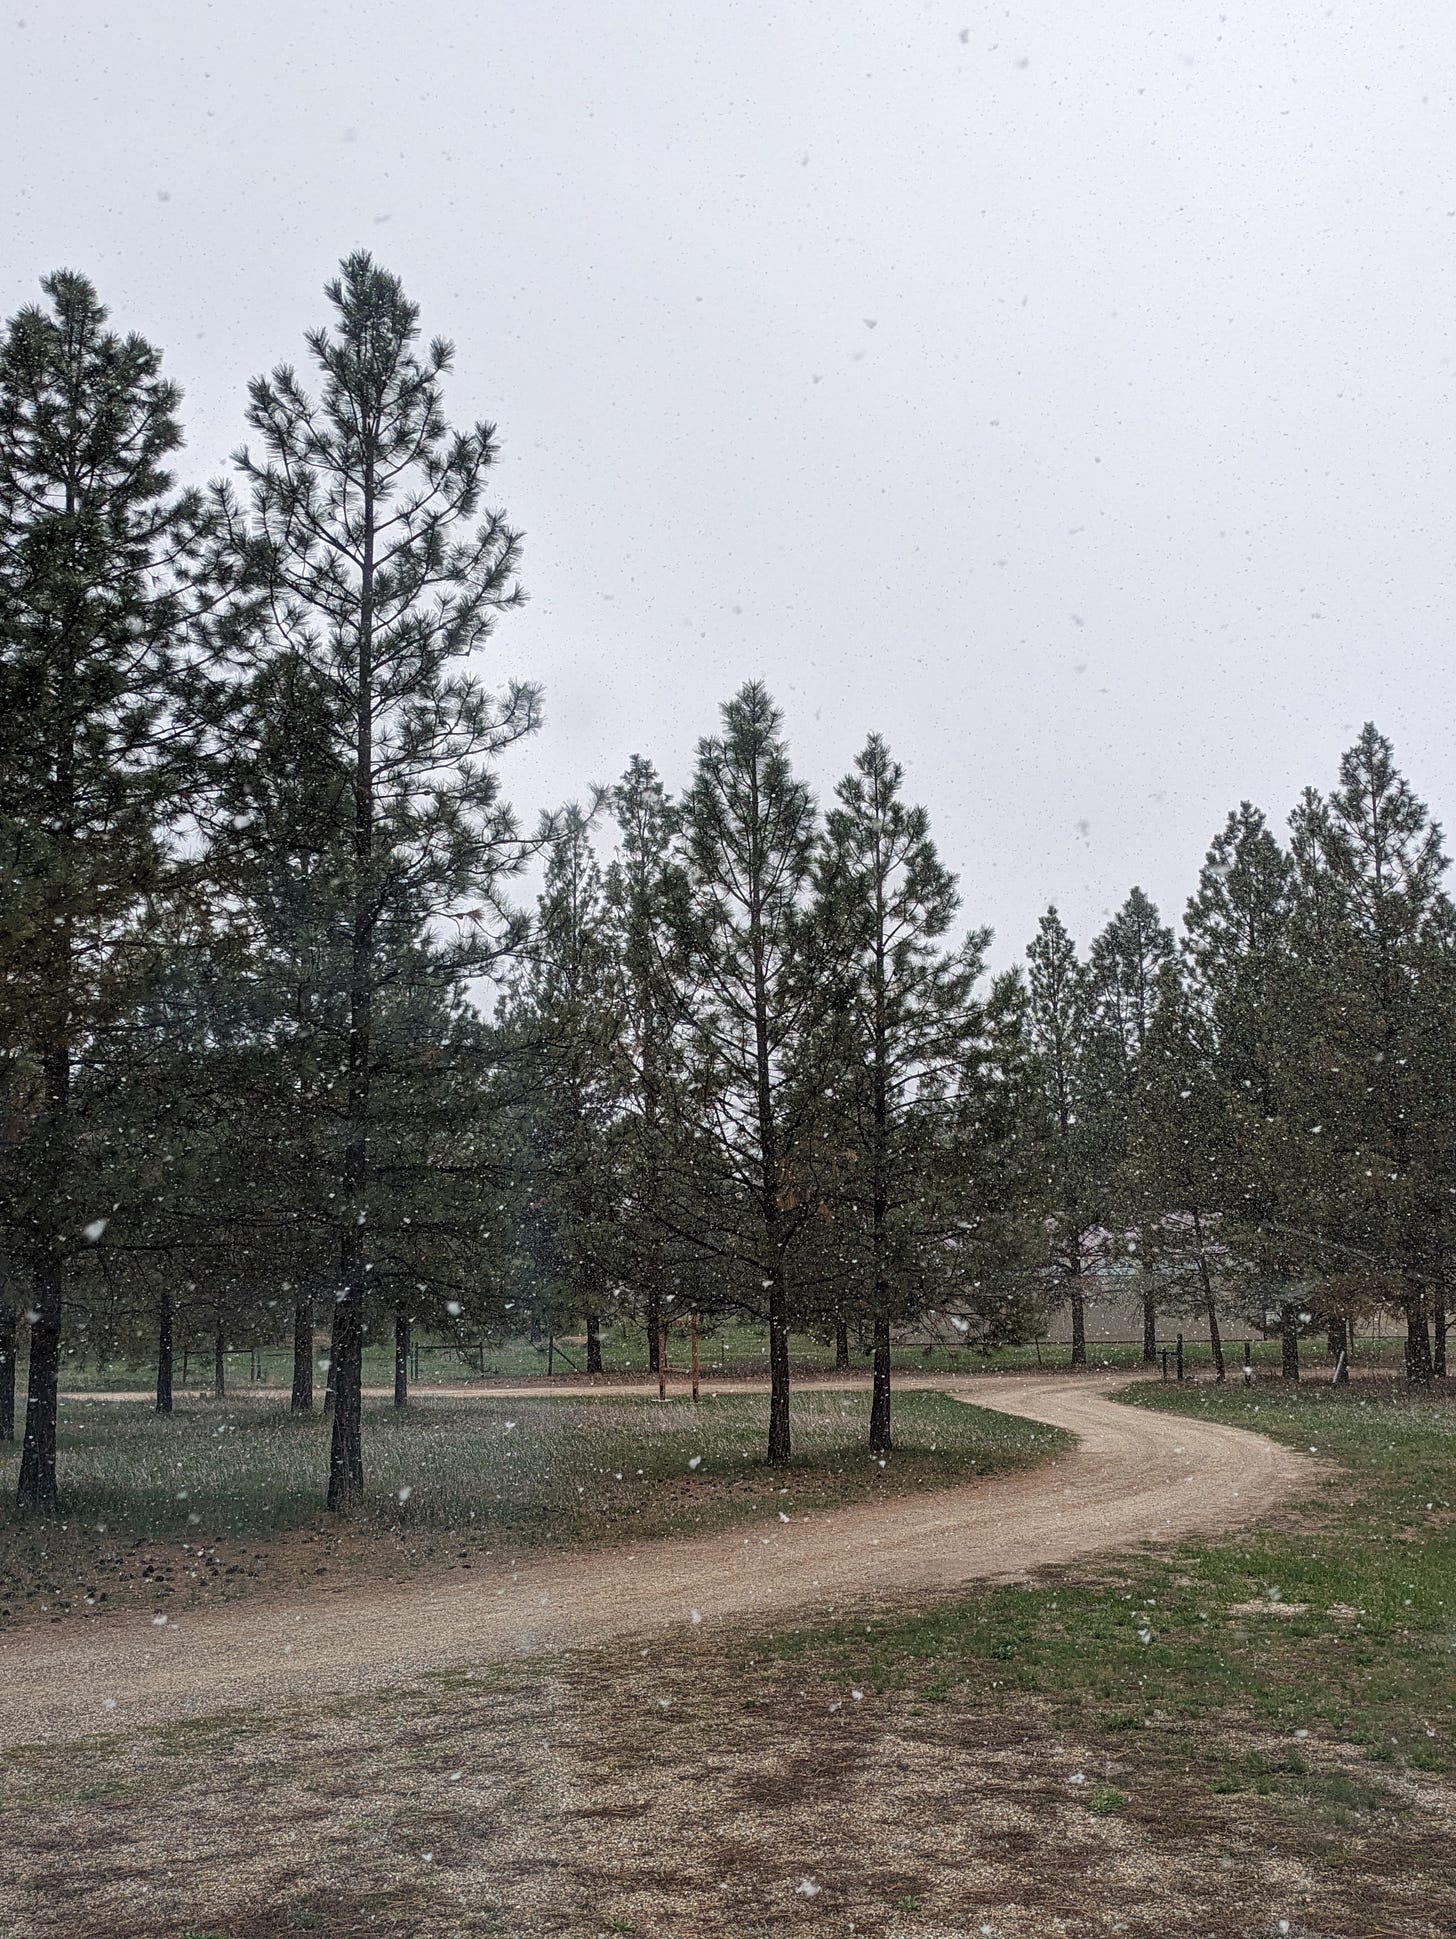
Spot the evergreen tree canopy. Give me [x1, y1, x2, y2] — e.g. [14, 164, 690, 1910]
[232, 254, 537, 1505]
[813, 733, 989, 1448]
[0, 270, 216, 1507]
[667, 681, 827, 1464]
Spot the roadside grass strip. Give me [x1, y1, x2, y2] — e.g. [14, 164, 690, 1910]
[755, 1380, 1456, 1779]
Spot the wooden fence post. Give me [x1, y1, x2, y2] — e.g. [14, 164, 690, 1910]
[690, 1313, 700, 1404]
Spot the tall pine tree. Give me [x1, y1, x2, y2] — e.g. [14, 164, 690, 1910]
[605, 757, 685, 1371]
[815, 735, 987, 1451]
[1082, 888, 1174, 1360]
[501, 807, 625, 1369]
[1281, 728, 1448, 1382]
[1124, 960, 1231, 1379]
[668, 684, 826, 1465]
[233, 255, 536, 1507]
[1024, 908, 1102, 1365]
[0, 272, 214, 1507]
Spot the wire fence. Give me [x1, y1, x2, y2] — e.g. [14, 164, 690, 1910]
[50, 1316, 1440, 1395]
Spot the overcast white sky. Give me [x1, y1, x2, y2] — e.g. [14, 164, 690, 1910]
[6, 2, 1455, 963]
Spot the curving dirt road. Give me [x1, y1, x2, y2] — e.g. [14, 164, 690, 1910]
[2, 1377, 1316, 1748]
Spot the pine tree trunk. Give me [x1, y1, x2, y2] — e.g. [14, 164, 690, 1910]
[213, 1312, 226, 1400]
[586, 1312, 603, 1375]
[329, 937, 370, 1502]
[1069, 1279, 1087, 1367]
[16, 1254, 61, 1510]
[155, 1287, 173, 1415]
[1280, 1303, 1301, 1381]
[323, 1303, 340, 1414]
[1142, 1289, 1157, 1364]
[0, 1303, 19, 1443]
[328, 470, 376, 1514]
[17, 1042, 71, 1511]
[646, 1292, 661, 1373]
[1405, 1283, 1433, 1386]
[1327, 1316, 1350, 1383]
[766, 1277, 792, 1466]
[291, 1290, 314, 1412]
[1435, 1292, 1448, 1379]
[869, 1315, 892, 1453]
[1207, 1296, 1225, 1382]
[329, 1242, 365, 1508]
[393, 1308, 410, 1408]
[1191, 1219, 1224, 1383]
[834, 1317, 850, 1372]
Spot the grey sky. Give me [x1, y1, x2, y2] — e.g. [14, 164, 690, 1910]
[6, 2, 1454, 963]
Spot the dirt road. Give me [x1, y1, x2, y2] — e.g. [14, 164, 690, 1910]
[3, 1377, 1315, 1748]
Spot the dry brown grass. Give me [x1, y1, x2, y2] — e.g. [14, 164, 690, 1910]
[5, 1615, 1453, 1939]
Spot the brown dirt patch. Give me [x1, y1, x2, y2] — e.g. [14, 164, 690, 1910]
[3, 1636, 1452, 1939]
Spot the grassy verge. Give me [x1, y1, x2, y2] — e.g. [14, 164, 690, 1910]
[756, 1379, 1456, 1760]
[0, 1387, 1065, 1627]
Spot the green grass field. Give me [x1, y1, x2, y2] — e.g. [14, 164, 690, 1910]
[761, 1378, 1456, 1779]
[0, 1386, 1067, 1626]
